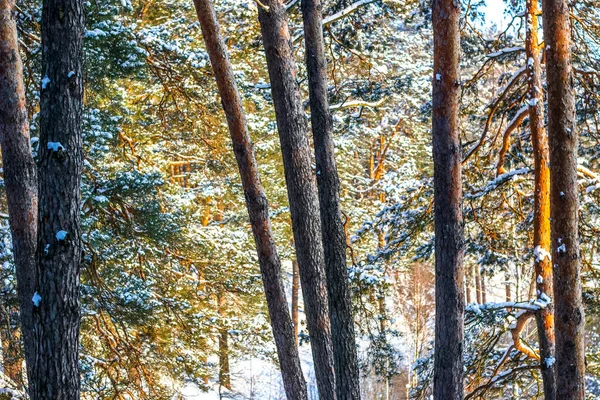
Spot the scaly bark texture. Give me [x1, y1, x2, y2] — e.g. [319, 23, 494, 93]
[0, 0, 38, 386]
[301, 0, 360, 397]
[257, 1, 336, 398]
[526, 0, 556, 398]
[542, 0, 585, 397]
[30, 0, 85, 397]
[432, 0, 465, 398]
[192, 0, 308, 398]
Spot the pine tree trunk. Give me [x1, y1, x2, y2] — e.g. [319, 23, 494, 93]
[542, 0, 585, 397]
[292, 259, 300, 347]
[0, 0, 38, 386]
[300, 0, 360, 397]
[432, 0, 465, 398]
[257, 1, 336, 398]
[527, 0, 556, 397]
[30, 0, 85, 397]
[218, 292, 231, 391]
[192, 1, 308, 398]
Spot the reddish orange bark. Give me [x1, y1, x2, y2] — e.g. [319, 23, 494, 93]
[542, 0, 585, 397]
[527, 0, 556, 398]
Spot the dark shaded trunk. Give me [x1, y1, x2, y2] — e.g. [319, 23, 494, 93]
[432, 0, 465, 398]
[292, 259, 300, 347]
[257, 1, 336, 398]
[527, 0, 556, 397]
[192, 1, 308, 398]
[542, 0, 585, 397]
[218, 292, 231, 391]
[300, 0, 360, 397]
[0, 0, 38, 386]
[30, 0, 85, 397]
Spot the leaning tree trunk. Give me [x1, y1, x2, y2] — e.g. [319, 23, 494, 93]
[300, 0, 360, 398]
[257, 1, 336, 398]
[0, 0, 38, 386]
[432, 0, 465, 398]
[192, 0, 308, 398]
[526, 0, 556, 397]
[30, 0, 85, 398]
[542, 0, 585, 398]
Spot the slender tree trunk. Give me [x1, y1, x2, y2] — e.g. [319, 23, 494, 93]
[475, 265, 482, 304]
[218, 292, 231, 391]
[257, 1, 336, 398]
[1, 312, 23, 387]
[0, 0, 38, 386]
[192, 1, 308, 398]
[30, 0, 85, 397]
[542, 0, 585, 397]
[527, 1, 556, 397]
[292, 259, 300, 347]
[480, 271, 486, 304]
[432, 0, 465, 398]
[465, 265, 472, 304]
[300, 0, 360, 397]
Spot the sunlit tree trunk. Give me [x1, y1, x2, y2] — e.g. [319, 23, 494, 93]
[256, 1, 336, 398]
[30, 0, 85, 397]
[432, 0, 465, 398]
[527, 0, 556, 397]
[542, 0, 585, 397]
[301, 0, 361, 397]
[192, 1, 308, 398]
[0, 0, 38, 386]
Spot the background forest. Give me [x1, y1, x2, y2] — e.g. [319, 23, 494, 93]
[0, 0, 599, 398]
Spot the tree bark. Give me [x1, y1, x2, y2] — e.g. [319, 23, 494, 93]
[218, 292, 231, 391]
[432, 0, 465, 398]
[257, 1, 336, 398]
[29, 0, 85, 397]
[300, 0, 360, 398]
[527, 0, 556, 397]
[0, 0, 38, 387]
[292, 259, 300, 347]
[542, 0, 585, 397]
[192, 1, 308, 398]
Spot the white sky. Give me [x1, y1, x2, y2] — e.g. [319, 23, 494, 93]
[484, 0, 508, 29]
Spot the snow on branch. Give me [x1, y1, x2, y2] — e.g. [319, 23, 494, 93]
[466, 168, 531, 199]
[293, 0, 378, 43]
[467, 298, 549, 314]
[486, 46, 525, 58]
[329, 98, 385, 111]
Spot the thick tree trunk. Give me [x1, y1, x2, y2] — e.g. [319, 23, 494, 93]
[542, 0, 585, 397]
[0, 0, 38, 386]
[527, 0, 556, 397]
[30, 0, 85, 397]
[192, 1, 308, 398]
[257, 1, 336, 398]
[292, 259, 300, 347]
[300, 0, 360, 398]
[432, 0, 465, 398]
